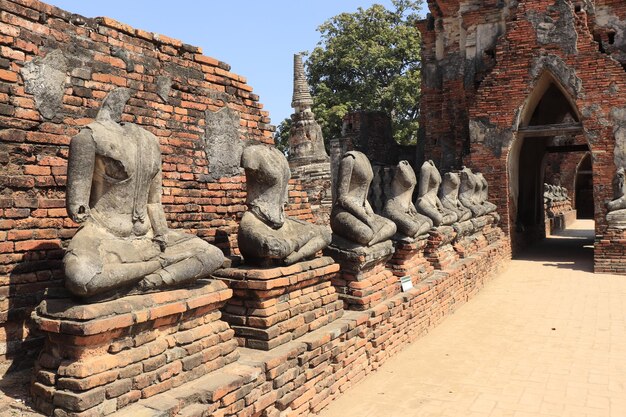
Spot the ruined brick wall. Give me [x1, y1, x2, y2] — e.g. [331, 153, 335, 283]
[593, 0, 626, 67]
[417, 0, 516, 171]
[419, 0, 626, 256]
[0, 0, 314, 364]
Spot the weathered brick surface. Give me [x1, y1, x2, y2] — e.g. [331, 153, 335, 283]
[0, 0, 316, 362]
[214, 257, 344, 350]
[418, 0, 626, 271]
[105, 235, 511, 417]
[30, 280, 239, 415]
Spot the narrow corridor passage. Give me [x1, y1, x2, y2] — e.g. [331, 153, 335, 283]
[319, 220, 626, 417]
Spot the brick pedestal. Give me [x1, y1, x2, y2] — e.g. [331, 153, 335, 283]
[213, 257, 343, 350]
[595, 228, 626, 274]
[324, 240, 396, 310]
[30, 280, 238, 417]
[424, 226, 458, 270]
[387, 238, 433, 285]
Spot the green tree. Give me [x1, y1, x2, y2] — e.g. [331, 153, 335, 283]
[309, 0, 423, 145]
[273, 117, 291, 155]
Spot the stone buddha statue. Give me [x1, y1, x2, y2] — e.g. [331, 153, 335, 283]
[382, 160, 433, 240]
[459, 167, 485, 217]
[607, 167, 626, 227]
[475, 173, 498, 214]
[64, 88, 225, 299]
[440, 172, 472, 223]
[331, 151, 396, 246]
[415, 160, 457, 226]
[238, 145, 331, 265]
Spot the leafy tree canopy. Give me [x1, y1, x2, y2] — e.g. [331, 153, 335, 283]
[275, 0, 423, 150]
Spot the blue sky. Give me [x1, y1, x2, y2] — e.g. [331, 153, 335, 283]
[48, 0, 401, 129]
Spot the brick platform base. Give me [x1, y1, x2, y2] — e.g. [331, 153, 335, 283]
[387, 238, 434, 285]
[324, 240, 397, 310]
[595, 228, 626, 274]
[110, 236, 511, 417]
[30, 280, 238, 416]
[424, 226, 458, 270]
[213, 257, 344, 351]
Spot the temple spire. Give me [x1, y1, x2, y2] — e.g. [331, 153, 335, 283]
[291, 54, 313, 112]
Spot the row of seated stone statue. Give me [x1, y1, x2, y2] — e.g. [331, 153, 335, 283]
[62, 91, 500, 299]
[330, 152, 498, 247]
[543, 182, 573, 218]
[544, 183, 571, 203]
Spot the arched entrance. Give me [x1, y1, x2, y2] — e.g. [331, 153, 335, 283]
[508, 71, 593, 254]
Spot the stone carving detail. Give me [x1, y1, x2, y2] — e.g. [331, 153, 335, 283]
[382, 161, 433, 240]
[21, 49, 68, 120]
[415, 160, 457, 226]
[440, 172, 472, 223]
[459, 166, 486, 217]
[607, 167, 626, 228]
[238, 145, 331, 265]
[204, 106, 244, 181]
[331, 151, 396, 246]
[475, 172, 498, 214]
[63, 88, 225, 299]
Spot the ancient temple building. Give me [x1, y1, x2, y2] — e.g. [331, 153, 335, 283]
[418, 0, 626, 270]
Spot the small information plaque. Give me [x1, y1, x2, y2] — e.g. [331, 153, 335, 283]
[400, 275, 413, 292]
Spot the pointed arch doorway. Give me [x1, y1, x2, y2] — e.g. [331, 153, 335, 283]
[507, 71, 594, 258]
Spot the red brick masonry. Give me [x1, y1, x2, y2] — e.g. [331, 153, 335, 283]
[109, 236, 510, 417]
[30, 280, 238, 416]
[214, 257, 344, 351]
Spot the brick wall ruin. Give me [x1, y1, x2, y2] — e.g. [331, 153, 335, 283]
[0, 0, 318, 365]
[418, 0, 626, 260]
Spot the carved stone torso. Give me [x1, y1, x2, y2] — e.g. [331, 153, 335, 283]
[440, 172, 472, 222]
[243, 146, 290, 229]
[419, 160, 441, 205]
[388, 161, 417, 213]
[383, 160, 433, 238]
[459, 167, 482, 215]
[343, 151, 374, 209]
[87, 120, 161, 238]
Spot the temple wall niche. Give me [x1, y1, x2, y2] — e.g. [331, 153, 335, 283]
[0, 0, 317, 362]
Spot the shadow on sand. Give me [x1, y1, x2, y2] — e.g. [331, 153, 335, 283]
[515, 221, 595, 273]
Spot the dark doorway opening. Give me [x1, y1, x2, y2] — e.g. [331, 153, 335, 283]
[575, 153, 594, 219]
[512, 73, 593, 260]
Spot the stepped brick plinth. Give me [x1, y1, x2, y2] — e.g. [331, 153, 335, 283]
[454, 216, 496, 257]
[213, 257, 343, 350]
[387, 238, 433, 285]
[424, 226, 458, 270]
[324, 240, 397, 310]
[483, 222, 505, 246]
[30, 280, 238, 417]
[595, 228, 626, 275]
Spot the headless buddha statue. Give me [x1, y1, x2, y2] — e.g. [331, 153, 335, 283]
[459, 167, 485, 217]
[440, 172, 472, 223]
[415, 160, 457, 226]
[382, 161, 433, 240]
[238, 145, 331, 265]
[331, 151, 396, 246]
[64, 88, 224, 299]
[475, 173, 498, 214]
